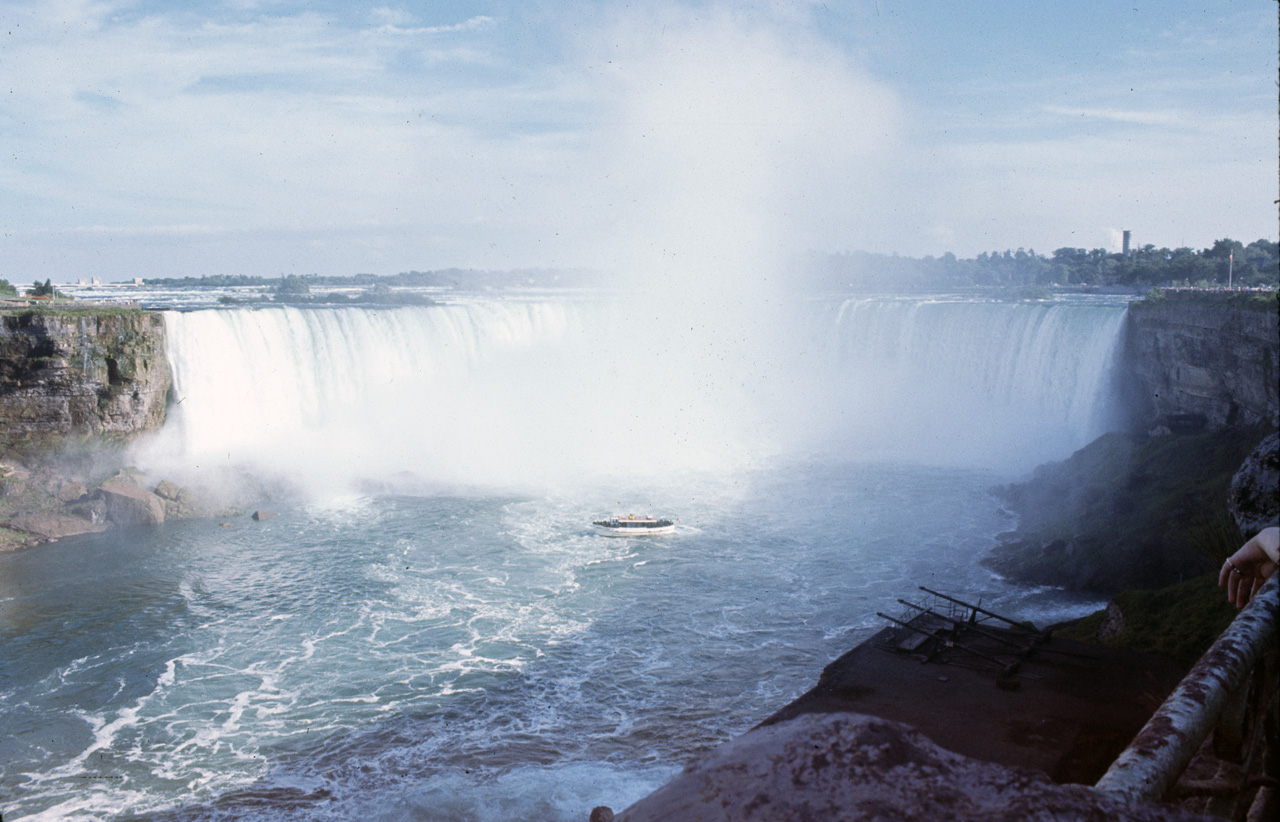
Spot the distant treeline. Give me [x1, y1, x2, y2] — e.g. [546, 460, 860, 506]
[139, 238, 1278, 293]
[143, 268, 597, 290]
[808, 238, 1279, 291]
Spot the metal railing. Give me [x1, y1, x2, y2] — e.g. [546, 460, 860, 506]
[1094, 574, 1279, 817]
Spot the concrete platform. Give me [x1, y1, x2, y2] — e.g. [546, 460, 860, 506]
[759, 623, 1189, 784]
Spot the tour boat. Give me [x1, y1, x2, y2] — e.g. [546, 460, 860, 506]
[592, 514, 676, 537]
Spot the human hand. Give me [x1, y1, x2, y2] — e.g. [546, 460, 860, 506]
[1219, 527, 1280, 609]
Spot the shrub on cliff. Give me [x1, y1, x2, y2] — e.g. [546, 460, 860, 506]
[1052, 573, 1237, 665]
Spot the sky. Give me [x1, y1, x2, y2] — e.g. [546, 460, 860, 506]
[0, 0, 1276, 282]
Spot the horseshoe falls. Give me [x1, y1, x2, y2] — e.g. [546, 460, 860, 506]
[0, 295, 1128, 821]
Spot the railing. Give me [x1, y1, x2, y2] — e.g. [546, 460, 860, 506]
[1094, 574, 1279, 818]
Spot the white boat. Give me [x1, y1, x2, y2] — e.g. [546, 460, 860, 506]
[592, 514, 676, 537]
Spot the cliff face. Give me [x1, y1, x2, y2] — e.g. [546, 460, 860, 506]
[1123, 296, 1279, 431]
[0, 310, 172, 452]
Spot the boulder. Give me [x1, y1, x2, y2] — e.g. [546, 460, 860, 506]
[251, 510, 278, 521]
[56, 480, 88, 503]
[153, 479, 183, 501]
[1227, 432, 1279, 537]
[68, 498, 107, 523]
[96, 478, 165, 526]
[616, 712, 1209, 822]
[9, 512, 109, 540]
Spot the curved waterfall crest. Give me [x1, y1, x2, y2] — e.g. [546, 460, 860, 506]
[147, 297, 1129, 490]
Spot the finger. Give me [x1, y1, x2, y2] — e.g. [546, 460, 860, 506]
[1219, 562, 1231, 587]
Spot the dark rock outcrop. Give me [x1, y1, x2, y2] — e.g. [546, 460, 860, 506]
[615, 712, 1210, 822]
[986, 429, 1264, 593]
[1123, 297, 1278, 432]
[1227, 432, 1279, 537]
[0, 310, 171, 453]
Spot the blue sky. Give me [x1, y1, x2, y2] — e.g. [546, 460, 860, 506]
[1, 0, 1276, 281]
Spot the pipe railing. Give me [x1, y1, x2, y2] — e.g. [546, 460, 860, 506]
[1094, 574, 1279, 813]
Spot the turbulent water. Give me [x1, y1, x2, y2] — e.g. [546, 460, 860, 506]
[1, 294, 1128, 821]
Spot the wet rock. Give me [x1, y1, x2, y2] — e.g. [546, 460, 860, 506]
[251, 510, 277, 521]
[0, 311, 171, 453]
[97, 478, 165, 525]
[9, 511, 109, 540]
[1227, 432, 1279, 537]
[56, 480, 88, 503]
[0, 462, 26, 478]
[153, 479, 183, 501]
[109, 468, 146, 486]
[67, 498, 107, 523]
[616, 712, 1210, 822]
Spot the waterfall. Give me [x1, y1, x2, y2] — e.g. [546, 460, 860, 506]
[805, 297, 1129, 469]
[144, 296, 1129, 492]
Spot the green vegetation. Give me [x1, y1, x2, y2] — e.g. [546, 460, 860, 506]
[0, 305, 146, 318]
[0, 279, 17, 297]
[1053, 574, 1238, 666]
[1132, 286, 1278, 313]
[274, 275, 311, 296]
[144, 268, 597, 290]
[273, 285, 438, 307]
[988, 427, 1272, 592]
[809, 237, 1279, 292]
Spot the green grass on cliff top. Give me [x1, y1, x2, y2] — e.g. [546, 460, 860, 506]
[1132, 287, 1278, 312]
[0, 303, 146, 317]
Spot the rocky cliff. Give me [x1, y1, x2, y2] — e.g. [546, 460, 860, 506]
[1122, 292, 1278, 432]
[0, 308, 172, 453]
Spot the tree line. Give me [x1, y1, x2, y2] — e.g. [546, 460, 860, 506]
[8, 238, 1276, 294]
[808, 237, 1278, 291]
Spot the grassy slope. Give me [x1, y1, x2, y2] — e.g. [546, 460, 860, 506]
[989, 427, 1270, 592]
[1052, 574, 1239, 666]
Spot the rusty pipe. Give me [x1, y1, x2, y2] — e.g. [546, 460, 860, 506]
[1094, 574, 1279, 802]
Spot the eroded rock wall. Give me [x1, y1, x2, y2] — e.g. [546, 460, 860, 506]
[0, 310, 172, 452]
[1123, 297, 1278, 431]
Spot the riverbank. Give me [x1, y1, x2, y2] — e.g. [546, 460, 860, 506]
[0, 456, 253, 550]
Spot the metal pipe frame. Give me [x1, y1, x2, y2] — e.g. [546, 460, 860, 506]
[1094, 574, 1279, 803]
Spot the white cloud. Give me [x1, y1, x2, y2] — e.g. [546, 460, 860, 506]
[1041, 105, 1187, 127]
[0, 0, 1274, 281]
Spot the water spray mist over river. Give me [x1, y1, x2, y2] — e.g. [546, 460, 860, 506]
[0, 9, 1135, 819]
[1, 292, 1129, 821]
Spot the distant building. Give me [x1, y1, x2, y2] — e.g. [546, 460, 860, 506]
[1122, 230, 1131, 256]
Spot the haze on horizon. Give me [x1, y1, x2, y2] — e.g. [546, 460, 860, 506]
[1, 0, 1276, 284]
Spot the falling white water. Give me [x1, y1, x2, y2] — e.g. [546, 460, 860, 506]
[143, 299, 777, 495]
[137, 295, 1129, 496]
[792, 296, 1130, 469]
